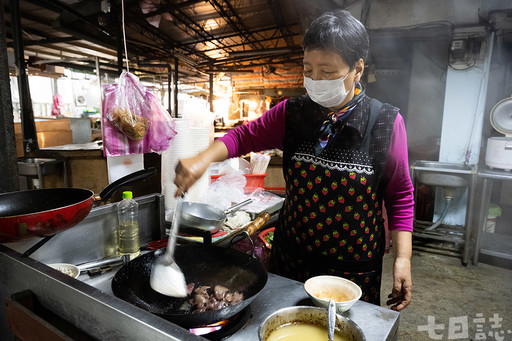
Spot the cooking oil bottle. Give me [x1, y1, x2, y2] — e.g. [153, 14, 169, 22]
[117, 191, 140, 259]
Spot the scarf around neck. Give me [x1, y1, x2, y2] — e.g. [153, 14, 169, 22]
[314, 83, 366, 156]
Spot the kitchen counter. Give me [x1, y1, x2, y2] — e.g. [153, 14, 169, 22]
[78, 264, 398, 340]
[0, 246, 398, 341]
[0, 194, 398, 340]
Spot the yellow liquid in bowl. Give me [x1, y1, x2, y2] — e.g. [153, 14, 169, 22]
[266, 322, 349, 341]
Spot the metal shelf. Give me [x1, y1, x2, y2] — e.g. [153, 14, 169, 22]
[479, 228, 512, 261]
[474, 166, 512, 265]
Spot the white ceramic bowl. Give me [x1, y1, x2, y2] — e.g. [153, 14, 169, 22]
[304, 275, 362, 313]
[48, 263, 80, 279]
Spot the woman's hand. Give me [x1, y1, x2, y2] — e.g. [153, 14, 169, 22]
[173, 141, 229, 197]
[174, 156, 209, 197]
[387, 230, 412, 311]
[386, 256, 412, 311]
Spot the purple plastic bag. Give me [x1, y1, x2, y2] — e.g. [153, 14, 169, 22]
[102, 71, 177, 156]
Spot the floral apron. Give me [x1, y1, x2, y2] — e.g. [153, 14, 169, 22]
[270, 96, 397, 305]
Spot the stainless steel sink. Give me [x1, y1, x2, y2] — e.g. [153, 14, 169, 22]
[17, 158, 61, 176]
[410, 160, 478, 265]
[417, 172, 467, 188]
[411, 160, 475, 173]
[412, 160, 471, 198]
[411, 160, 476, 188]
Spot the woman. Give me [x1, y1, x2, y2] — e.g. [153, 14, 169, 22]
[174, 9, 413, 311]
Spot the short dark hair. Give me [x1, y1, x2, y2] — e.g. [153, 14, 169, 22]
[302, 9, 369, 69]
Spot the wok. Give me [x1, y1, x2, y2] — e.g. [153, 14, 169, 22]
[180, 198, 252, 234]
[0, 168, 157, 243]
[111, 243, 268, 328]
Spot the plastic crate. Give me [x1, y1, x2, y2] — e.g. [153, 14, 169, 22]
[210, 173, 267, 193]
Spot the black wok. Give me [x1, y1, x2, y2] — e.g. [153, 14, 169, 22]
[111, 243, 268, 328]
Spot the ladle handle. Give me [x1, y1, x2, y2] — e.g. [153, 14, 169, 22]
[328, 299, 336, 341]
[166, 195, 183, 258]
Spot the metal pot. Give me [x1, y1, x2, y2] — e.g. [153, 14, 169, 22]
[180, 198, 252, 233]
[258, 306, 365, 341]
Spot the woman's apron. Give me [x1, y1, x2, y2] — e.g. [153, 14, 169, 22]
[271, 96, 397, 305]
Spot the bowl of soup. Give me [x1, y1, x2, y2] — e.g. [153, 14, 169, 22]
[258, 306, 365, 341]
[304, 275, 362, 313]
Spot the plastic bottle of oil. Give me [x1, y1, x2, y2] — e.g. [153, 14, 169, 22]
[117, 191, 140, 259]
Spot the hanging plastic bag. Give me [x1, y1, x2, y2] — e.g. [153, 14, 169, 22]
[102, 71, 177, 156]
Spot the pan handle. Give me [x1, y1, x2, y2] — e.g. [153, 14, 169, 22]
[97, 168, 157, 202]
[223, 198, 253, 215]
[228, 232, 255, 256]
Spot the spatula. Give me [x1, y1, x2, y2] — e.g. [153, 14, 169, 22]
[150, 195, 187, 297]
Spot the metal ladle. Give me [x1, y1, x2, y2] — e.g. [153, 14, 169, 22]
[328, 299, 336, 341]
[150, 195, 187, 297]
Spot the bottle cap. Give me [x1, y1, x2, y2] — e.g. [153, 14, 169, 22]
[122, 191, 133, 199]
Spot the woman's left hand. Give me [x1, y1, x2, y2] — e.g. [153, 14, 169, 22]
[386, 256, 412, 311]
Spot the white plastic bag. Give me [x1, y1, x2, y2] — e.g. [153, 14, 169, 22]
[202, 171, 247, 210]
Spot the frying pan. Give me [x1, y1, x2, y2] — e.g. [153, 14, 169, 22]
[180, 198, 252, 234]
[0, 168, 157, 243]
[111, 243, 268, 328]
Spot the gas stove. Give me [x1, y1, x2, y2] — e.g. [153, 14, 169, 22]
[188, 307, 251, 340]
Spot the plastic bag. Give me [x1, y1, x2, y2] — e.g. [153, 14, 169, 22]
[202, 171, 247, 210]
[102, 71, 177, 156]
[232, 188, 285, 216]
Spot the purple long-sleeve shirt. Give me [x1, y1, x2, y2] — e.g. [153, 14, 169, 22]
[218, 100, 414, 232]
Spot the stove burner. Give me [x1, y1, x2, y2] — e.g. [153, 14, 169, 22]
[189, 306, 251, 340]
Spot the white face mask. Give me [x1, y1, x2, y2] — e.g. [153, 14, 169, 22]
[304, 73, 350, 108]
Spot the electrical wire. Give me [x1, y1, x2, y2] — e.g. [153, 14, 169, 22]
[121, 0, 130, 72]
